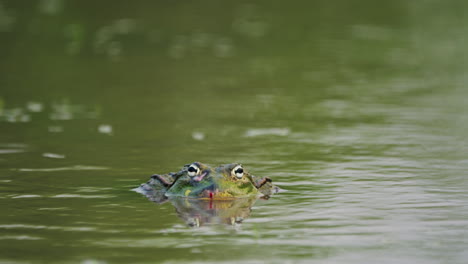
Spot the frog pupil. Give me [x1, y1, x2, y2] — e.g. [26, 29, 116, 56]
[188, 166, 198, 172]
[235, 168, 243, 174]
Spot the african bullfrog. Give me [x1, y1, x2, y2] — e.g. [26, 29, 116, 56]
[134, 162, 281, 227]
[136, 162, 279, 201]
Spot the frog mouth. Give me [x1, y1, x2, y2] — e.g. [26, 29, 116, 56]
[192, 171, 208, 182]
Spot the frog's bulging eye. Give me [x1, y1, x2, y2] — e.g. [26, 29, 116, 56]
[232, 165, 244, 179]
[188, 164, 200, 177]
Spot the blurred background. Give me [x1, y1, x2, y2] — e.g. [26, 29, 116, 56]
[1, 0, 468, 263]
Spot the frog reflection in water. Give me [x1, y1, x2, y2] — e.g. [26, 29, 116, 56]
[135, 162, 280, 227]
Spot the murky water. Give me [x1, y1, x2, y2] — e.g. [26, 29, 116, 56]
[1, 1, 468, 263]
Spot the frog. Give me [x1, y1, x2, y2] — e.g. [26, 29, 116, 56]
[135, 162, 279, 201]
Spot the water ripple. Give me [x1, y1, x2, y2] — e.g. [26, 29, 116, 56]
[12, 194, 42, 199]
[0, 235, 43, 240]
[16, 165, 109, 172]
[51, 194, 115, 199]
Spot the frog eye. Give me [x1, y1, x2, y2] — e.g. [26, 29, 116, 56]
[232, 165, 244, 179]
[187, 164, 200, 177]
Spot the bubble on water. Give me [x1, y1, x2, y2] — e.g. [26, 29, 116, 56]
[213, 37, 234, 58]
[38, 0, 63, 15]
[26, 102, 44, 112]
[192, 131, 205, 141]
[98, 124, 113, 135]
[0, 3, 15, 32]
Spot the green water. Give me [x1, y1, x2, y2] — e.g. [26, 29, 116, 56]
[1, 1, 468, 263]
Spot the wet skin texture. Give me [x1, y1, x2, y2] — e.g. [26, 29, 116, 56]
[138, 162, 277, 200]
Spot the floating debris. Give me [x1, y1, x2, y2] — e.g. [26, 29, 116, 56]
[93, 18, 137, 60]
[26, 102, 44, 112]
[1, 108, 30, 123]
[49, 99, 100, 120]
[42, 153, 65, 159]
[244, 128, 291, 137]
[98, 124, 113, 134]
[191, 131, 205, 141]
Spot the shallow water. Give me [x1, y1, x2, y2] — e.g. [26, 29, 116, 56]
[1, 1, 468, 263]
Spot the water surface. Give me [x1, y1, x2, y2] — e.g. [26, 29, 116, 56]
[1, 1, 468, 263]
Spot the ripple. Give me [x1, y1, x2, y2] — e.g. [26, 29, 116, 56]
[92, 237, 202, 248]
[51, 194, 115, 199]
[12, 195, 42, 199]
[0, 235, 43, 240]
[74, 187, 114, 193]
[37, 207, 70, 211]
[244, 128, 290, 137]
[16, 165, 109, 172]
[0, 149, 26, 154]
[0, 224, 96, 232]
[42, 152, 66, 159]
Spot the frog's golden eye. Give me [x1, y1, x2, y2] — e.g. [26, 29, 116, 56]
[187, 164, 200, 177]
[232, 165, 244, 179]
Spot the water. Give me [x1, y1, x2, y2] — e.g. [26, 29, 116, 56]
[1, 1, 468, 263]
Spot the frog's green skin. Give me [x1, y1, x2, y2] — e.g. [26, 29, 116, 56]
[136, 162, 277, 201]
